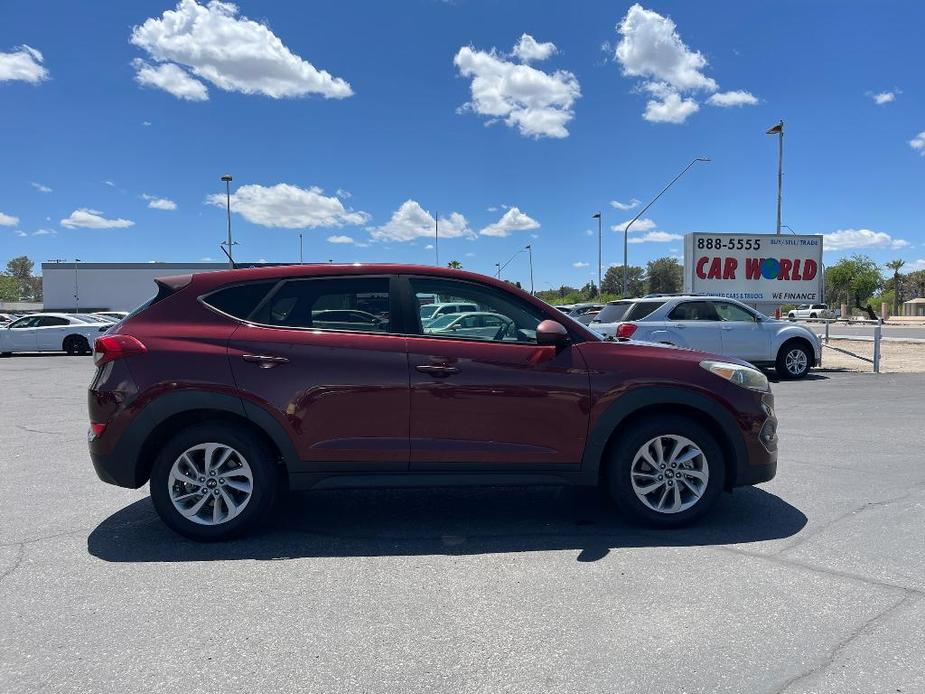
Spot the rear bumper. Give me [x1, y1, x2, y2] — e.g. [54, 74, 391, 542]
[90, 449, 145, 488]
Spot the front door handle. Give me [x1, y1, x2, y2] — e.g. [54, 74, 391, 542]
[415, 364, 460, 377]
[242, 354, 289, 369]
[721, 326, 734, 331]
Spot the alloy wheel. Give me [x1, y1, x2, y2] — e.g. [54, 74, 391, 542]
[785, 348, 808, 376]
[168, 443, 253, 526]
[630, 434, 709, 514]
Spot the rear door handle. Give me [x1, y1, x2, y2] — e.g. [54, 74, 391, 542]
[415, 364, 460, 377]
[242, 354, 289, 368]
[721, 326, 734, 331]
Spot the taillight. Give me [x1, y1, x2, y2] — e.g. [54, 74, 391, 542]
[93, 334, 146, 366]
[89, 421, 107, 437]
[616, 322, 638, 339]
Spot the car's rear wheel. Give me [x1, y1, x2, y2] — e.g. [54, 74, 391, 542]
[605, 416, 725, 527]
[776, 342, 811, 379]
[149, 423, 279, 541]
[63, 335, 91, 356]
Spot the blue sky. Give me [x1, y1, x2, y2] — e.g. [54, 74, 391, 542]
[2, 0, 924, 290]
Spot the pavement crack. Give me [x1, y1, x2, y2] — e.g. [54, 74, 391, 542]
[0, 543, 25, 587]
[0, 527, 88, 548]
[772, 594, 915, 694]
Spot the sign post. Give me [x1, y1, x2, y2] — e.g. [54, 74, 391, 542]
[683, 233, 823, 305]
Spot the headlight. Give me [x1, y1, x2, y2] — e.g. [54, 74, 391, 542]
[700, 360, 769, 392]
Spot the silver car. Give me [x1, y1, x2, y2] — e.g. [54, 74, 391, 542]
[616, 296, 822, 379]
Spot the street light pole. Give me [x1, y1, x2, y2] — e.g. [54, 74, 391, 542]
[766, 120, 784, 234]
[526, 244, 534, 295]
[221, 174, 234, 268]
[74, 258, 81, 313]
[495, 262, 501, 279]
[299, 233, 303, 263]
[592, 212, 602, 299]
[434, 211, 439, 266]
[620, 156, 710, 295]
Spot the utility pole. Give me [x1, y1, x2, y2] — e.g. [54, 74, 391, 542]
[526, 244, 534, 295]
[299, 233, 303, 264]
[766, 121, 784, 234]
[220, 174, 235, 267]
[495, 262, 501, 279]
[434, 212, 439, 266]
[592, 212, 602, 299]
[74, 258, 81, 313]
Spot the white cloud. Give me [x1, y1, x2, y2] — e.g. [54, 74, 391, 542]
[335, 188, 351, 199]
[910, 131, 925, 156]
[0, 211, 20, 226]
[907, 259, 925, 271]
[479, 207, 540, 237]
[424, 244, 434, 250]
[643, 86, 699, 124]
[142, 194, 177, 210]
[369, 200, 474, 242]
[584, 228, 594, 236]
[32, 228, 57, 236]
[628, 231, 683, 244]
[614, 4, 755, 124]
[465, 252, 476, 257]
[142, 120, 152, 126]
[611, 198, 640, 210]
[327, 235, 354, 244]
[822, 228, 909, 251]
[31, 182, 52, 193]
[60, 209, 135, 229]
[870, 91, 897, 105]
[612, 217, 656, 233]
[131, 0, 353, 100]
[0, 45, 49, 84]
[707, 90, 759, 107]
[512, 34, 558, 63]
[133, 60, 208, 101]
[572, 261, 590, 268]
[14, 230, 27, 237]
[207, 183, 368, 229]
[104, 180, 116, 187]
[454, 35, 581, 139]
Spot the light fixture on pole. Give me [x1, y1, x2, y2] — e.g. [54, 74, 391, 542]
[495, 262, 501, 279]
[620, 156, 710, 296]
[220, 174, 236, 268]
[526, 244, 534, 295]
[592, 212, 602, 299]
[766, 120, 784, 235]
[781, 224, 797, 235]
[299, 233, 303, 263]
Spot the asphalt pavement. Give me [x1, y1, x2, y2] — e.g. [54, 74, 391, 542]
[1, 356, 923, 693]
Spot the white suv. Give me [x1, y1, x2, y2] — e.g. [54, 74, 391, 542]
[787, 303, 834, 320]
[615, 296, 821, 379]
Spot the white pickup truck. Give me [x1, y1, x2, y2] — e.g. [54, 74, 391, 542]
[787, 303, 834, 320]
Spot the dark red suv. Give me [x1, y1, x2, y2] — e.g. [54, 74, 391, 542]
[88, 264, 777, 540]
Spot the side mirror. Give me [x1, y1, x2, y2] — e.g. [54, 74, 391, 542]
[536, 319, 570, 347]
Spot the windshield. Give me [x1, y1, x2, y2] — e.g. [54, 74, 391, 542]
[427, 314, 458, 329]
[419, 304, 440, 319]
[594, 303, 630, 323]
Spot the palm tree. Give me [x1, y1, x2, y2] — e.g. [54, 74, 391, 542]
[886, 259, 905, 317]
[447, 260, 463, 269]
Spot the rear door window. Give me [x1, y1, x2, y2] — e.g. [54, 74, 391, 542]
[252, 277, 391, 332]
[594, 303, 630, 323]
[668, 301, 720, 321]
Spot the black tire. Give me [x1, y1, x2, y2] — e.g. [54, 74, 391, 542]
[809, 313, 817, 319]
[63, 335, 90, 356]
[0, 352, 11, 357]
[604, 415, 725, 528]
[149, 423, 279, 541]
[787, 313, 795, 320]
[775, 341, 812, 380]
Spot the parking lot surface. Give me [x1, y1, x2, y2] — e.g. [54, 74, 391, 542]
[1, 356, 923, 693]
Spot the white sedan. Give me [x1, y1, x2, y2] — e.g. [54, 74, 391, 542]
[0, 313, 110, 356]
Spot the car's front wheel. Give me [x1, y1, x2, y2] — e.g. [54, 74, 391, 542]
[149, 423, 279, 541]
[776, 342, 811, 379]
[605, 416, 725, 527]
[63, 335, 91, 356]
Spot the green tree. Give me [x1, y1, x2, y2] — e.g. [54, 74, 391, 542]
[601, 264, 645, 297]
[827, 254, 882, 318]
[6, 256, 33, 281]
[580, 282, 598, 300]
[446, 260, 463, 269]
[646, 257, 683, 295]
[0, 275, 19, 302]
[907, 270, 925, 298]
[884, 259, 905, 316]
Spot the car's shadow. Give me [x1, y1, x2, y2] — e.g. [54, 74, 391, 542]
[87, 485, 806, 563]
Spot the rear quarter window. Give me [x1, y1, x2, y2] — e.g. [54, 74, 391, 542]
[203, 281, 276, 320]
[623, 301, 666, 321]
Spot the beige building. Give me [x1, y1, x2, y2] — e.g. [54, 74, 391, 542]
[902, 297, 925, 317]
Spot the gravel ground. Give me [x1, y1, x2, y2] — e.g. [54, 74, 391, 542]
[1, 356, 923, 693]
[818, 339, 925, 373]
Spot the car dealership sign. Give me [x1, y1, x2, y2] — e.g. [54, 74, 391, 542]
[683, 233, 823, 303]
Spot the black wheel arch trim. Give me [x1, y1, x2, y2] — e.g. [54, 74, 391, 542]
[92, 390, 299, 489]
[579, 386, 748, 485]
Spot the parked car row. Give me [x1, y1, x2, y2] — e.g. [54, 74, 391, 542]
[0, 311, 128, 355]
